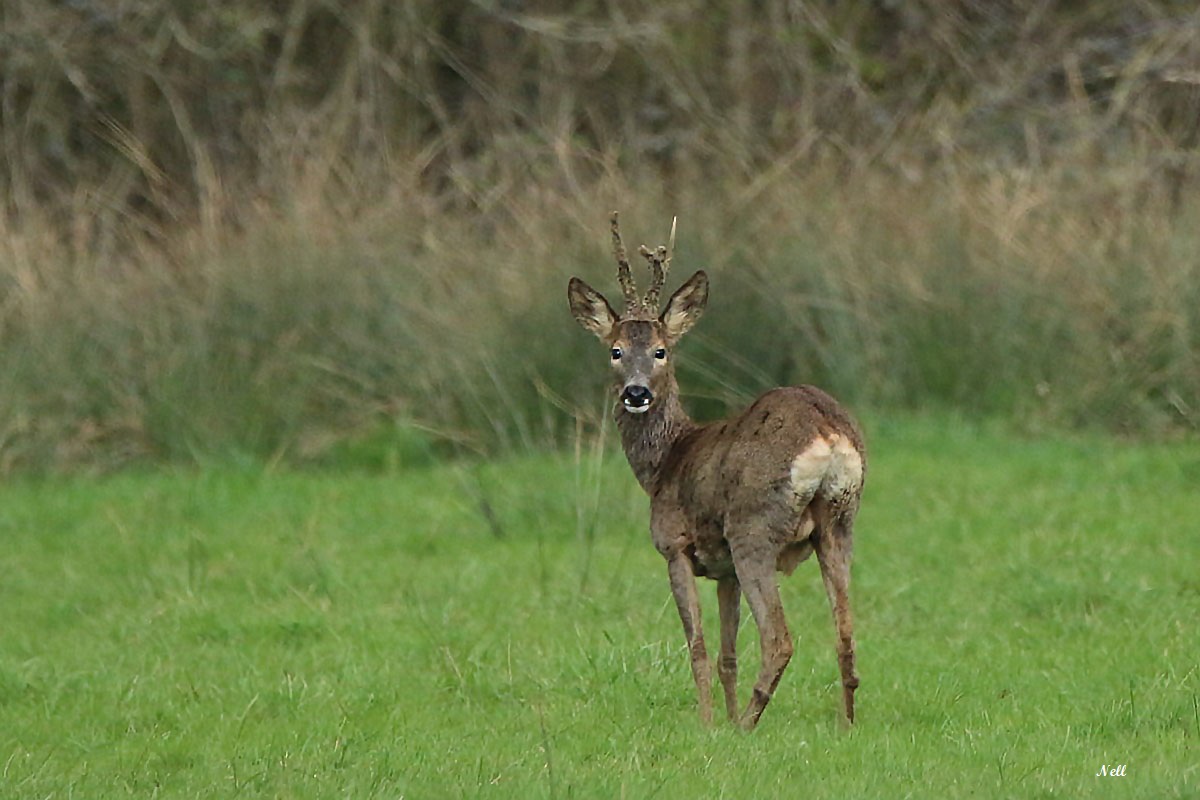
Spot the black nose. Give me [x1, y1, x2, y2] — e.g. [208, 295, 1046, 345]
[621, 385, 653, 408]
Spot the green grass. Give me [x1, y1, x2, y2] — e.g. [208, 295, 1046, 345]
[1, 418, 1197, 797]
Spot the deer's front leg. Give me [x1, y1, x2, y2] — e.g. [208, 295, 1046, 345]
[716, 576, 741, 722]
[666, 554, 713, 725]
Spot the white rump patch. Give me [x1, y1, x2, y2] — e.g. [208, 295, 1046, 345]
[825, 434, 864, 497]
[790, 437, 832, 497]
[790, 434, 863, 502]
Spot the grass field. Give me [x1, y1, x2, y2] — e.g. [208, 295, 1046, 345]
[1, 417, 1197, 798]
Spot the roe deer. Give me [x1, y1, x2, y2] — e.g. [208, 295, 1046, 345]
[567, 213, 866, 730]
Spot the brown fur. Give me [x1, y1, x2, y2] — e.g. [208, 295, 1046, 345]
[568, 217, 866, 729]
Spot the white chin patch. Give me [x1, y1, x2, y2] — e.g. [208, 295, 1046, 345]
[623, 402, 651, 414]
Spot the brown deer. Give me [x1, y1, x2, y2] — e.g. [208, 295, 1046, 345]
[567, 213, 866, 730]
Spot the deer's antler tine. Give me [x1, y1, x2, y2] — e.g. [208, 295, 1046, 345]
[640, 243, 666, 313]
[639, 214, 676, 313]
[666, 215, 676, 275]
[611, 211, 639, 315]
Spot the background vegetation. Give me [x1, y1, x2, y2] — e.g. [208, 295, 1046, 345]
[3, 0, 1200, 470]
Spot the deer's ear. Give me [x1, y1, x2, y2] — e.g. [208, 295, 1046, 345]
[568, 277, 619, 340]
[660, 270, 708, 342]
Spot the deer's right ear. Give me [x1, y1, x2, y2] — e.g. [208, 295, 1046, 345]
[568, 277, 619, 340]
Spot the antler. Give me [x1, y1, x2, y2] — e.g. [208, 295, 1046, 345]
[666, 214, 676, 274]
[611, 212, 640, 315]
[611, 212, 678, 316]
[639, 215, 675, 314]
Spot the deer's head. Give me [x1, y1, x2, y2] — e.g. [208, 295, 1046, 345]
[568, 213, 708, 415]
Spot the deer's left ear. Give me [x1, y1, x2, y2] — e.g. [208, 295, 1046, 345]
[568, 277, 620, 340]
[660, 270, 708, 342]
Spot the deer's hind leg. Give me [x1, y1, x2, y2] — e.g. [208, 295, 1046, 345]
[728, 525, 793, 730]
[814, 509, 859, 724]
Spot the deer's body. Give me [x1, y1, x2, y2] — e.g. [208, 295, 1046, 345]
[569, 214, 865, 729]
[623, 385, 864, 579]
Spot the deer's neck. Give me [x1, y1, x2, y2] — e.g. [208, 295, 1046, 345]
[616, 386, 694, 493]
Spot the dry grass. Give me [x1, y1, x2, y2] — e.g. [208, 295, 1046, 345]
[1, 3, 1199, 471]
[2, 159, 1196, 473]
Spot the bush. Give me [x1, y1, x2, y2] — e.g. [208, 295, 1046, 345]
[1, 2, 1198, 471]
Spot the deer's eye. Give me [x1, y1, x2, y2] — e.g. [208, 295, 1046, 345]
[654, 348, 667, 360]
[611, 347, 623, 360]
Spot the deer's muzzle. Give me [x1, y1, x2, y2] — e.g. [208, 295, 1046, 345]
[621, 385, 653, 413]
